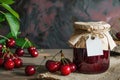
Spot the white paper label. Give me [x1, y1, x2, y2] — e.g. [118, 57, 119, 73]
[86, 35, 103, 56]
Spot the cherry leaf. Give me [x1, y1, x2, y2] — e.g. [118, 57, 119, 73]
[4, 13, 20, 38]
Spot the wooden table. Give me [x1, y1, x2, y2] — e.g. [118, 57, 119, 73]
[0, 49, 120, 80]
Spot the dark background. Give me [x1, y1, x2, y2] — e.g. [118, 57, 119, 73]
[1, 0, 120, 48]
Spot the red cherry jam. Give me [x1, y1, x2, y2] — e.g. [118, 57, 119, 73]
[73, 48, 109, 74]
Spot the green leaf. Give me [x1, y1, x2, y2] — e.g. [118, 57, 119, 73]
[4, 13, 20, 38]
[15, 38, 32, 48]
[0, 38, 5, 44]
[6, 32, 21, 38]
[1, 3, 19, 19]
[0, 0, 14, 4]
[0, 14, 5, 22]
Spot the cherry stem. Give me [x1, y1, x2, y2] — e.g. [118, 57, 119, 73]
[0, 35, 9, 40]
[64, 58, 69, 64]
[25, 38, 32, 47]
[36, 56, 47, 72]
[51, 50, 62, 60]
[21, 38, 28, 49]
[2, 45, 13, 59]
[61, 58, 65, 65]
[60, 51, 69, 64]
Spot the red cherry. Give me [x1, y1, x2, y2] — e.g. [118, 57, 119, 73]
[69, 63, 76, 72]
[13, 58, 23, 68]
[15, 48, 25, 57]
[60, 64, 71, 76]
[28, 46, 38, 57]
[29, 50, 38, 57]
[6, 38, 15, 48]
[46, 60, 61, 72]
[28, 46, 36, 52]
[4, 58, 14, 70]
[0, 58, 4, 66]
[25, 65, 36, 76]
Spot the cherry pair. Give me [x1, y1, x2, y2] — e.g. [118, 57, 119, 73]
[15, 46, 38, 57]
[46, 58, 76, 76]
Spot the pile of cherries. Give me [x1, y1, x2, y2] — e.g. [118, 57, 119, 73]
[0, 38, 76, 76]
[24, 50, 77, 76]
[45, 50, 76, 76]
[0, 38, 39, 76]
[0, 38, 23, 70]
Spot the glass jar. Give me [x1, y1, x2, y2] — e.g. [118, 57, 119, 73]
[73, 48, 110, 74]
[68, 21, 116, 74]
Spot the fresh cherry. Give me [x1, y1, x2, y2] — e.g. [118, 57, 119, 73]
[30, 50, 39, 57]
[69, 63, 76, 72]
[4, 58, 14, 70]
[28, 47, 38, 57]
[13, 58, 23, 68]
[60, 64, 71, 76]
[116, 32, 120, 40]
[28, 46, 39, 57]
[28, 46, 36, 52]
[15, 48, 25, 57]
[6, 38, 15, 48]
[46, 60, 61, 72]
[25, 65, 36, 76]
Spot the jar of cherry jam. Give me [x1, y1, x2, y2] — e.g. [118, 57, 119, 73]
[69, 21, 116, 74]
[73, 48, 109, 73]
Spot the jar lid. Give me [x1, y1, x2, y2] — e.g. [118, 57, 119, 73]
[69, 21, 116, 50]
[74, 21, 111, 30]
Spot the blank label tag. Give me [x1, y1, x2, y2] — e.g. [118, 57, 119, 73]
[86, 36, 103, 57]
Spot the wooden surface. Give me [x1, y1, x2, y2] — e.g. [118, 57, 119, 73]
[0, 49, 120, 80]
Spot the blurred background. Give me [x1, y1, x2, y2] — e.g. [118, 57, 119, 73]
[0, 0, 120, 48]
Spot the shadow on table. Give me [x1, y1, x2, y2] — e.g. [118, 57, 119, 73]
[11, 64, 48, 76]
[110, 51, 120, 57]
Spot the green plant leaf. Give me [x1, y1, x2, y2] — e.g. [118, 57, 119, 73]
[0, 38, 5, 44]
[4, 13, 20, 38]
[0, 14, 5, 22]
[15, 38, 32, 48]
[0, 0, 14, 4]
[6, 32, 21, 38]
[1, 3, 19, 19]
